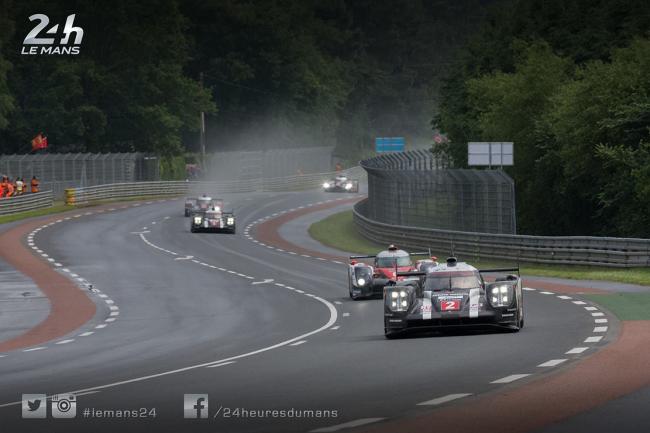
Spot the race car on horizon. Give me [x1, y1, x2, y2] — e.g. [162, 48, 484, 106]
[185, 195, 223, 217]
[383, 257, 524, 338]
[190, 204, 236, 234]
[322, 175, 359, 193]
[348, 245, 436, 299]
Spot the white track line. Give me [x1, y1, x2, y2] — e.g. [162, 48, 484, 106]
[566, 347, 589, 354]
[310, 418, 386, 432]
[205, 361, 235, 369]
[289, 340, 307, 346]
[585, 336, 603, 343]
[23, 347, 46, 352]
[490, 374, 530, 384]
[593, 326, 608, 333]
[537, 359, 567, 367]
[417, 393, 472, 406]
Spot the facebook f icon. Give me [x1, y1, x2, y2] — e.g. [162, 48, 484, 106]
[184, 394, 208, 419]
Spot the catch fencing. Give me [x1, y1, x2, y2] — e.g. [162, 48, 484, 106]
[361, 150, 516, 234]
[0, 191, 53, 216]
[205, 147, 335, 183]
[0, 153, 160, 198]
[353, 199, 650, 267]
[65, 167, 364, 204]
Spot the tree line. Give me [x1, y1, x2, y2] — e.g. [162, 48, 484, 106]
[434, 0, 650, 237]
[0, 0, 483, 158]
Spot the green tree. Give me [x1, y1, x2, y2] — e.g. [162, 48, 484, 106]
[546, 39, 650, 235]
[0, 0, 215, 155]
[0, 0, 15, 131]
[466, 41, 573, 234]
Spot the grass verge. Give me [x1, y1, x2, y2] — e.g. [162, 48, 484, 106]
[0, 195, 181, 225]
[0, 202, 72, 225]
[584, 293, 650, 320]
[309, 210, 650, 287]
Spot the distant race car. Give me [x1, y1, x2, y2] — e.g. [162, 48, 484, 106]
[185, 195, 223, 217]
[190, 204, 236, 233]
[383, 257, 524, 338]
[184, 198, 197, 217]
[347, 245, 435, 299]
[323, 175, 359, 193]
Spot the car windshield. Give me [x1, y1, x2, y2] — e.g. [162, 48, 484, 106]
[425, 273, 481, 291]
[376, 256, 411, 267]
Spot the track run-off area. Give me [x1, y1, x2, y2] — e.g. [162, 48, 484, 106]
[0, 189, 646, 433]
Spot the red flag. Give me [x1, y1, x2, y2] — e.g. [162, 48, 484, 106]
[31, 133, 48, 151]
[31, 134, 43, 151]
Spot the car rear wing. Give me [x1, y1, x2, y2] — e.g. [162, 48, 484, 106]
[478, 267, 520, 275]
[349, 255, 376, 260]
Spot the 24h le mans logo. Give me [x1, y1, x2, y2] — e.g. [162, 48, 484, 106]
[21, 14, 83, 55]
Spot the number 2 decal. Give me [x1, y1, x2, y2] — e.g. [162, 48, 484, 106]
[441, 300, 460, 311]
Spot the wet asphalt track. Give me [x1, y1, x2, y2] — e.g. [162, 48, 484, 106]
[0, 190, 611, 433]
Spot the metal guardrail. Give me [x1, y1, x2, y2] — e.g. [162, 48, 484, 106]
[353, 199, 650, 268]
[65, 168, 365, 204]
[0, 191, 54, 216]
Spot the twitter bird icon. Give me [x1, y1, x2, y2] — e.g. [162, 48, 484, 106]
[22, 394, 46, 418]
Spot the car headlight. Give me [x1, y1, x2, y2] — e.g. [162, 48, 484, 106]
[345, 183, 353, 190]
[323, 182, 330, 188]
[227, 217, 235, 225]
[214, 206, 221, 212]
[357, 278, 366, 286]
[193, 216, 202, 224]
[387, 288, 410, 312]
[489, 285, 513, 307]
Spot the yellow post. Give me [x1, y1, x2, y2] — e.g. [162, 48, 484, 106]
[65, 188, 76, 205]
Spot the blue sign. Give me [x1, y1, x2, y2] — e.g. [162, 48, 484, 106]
[375, 137, 405, 153]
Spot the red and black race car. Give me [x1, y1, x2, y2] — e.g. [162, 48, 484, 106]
[347, 245, 436, 299]
[184, 195, 224, 217]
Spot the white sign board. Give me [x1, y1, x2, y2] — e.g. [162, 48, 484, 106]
[468, 142, 513, 166]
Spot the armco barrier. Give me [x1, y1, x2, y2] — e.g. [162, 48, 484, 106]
[65, 168, 365, 205]
[0, 191, 54, 216]
[353, 199, 650, 268]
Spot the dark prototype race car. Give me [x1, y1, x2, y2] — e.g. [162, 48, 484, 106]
[184, 195, 222, 217]
[383, 257, 524, 338]
[190, 199, 235, 234]
[323, 175, 359, 193]
[348, 245, 437, 299]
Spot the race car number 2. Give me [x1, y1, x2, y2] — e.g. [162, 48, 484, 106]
[440, 300, 460, 311]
